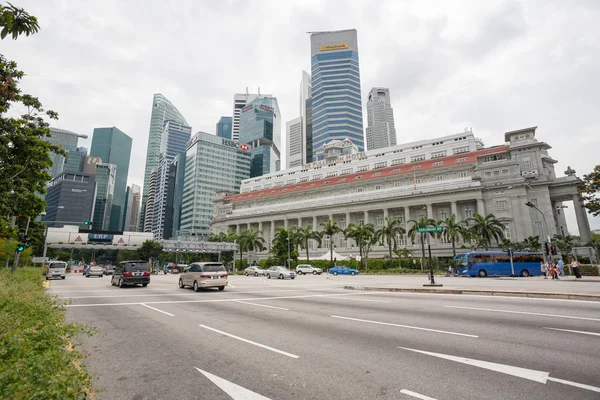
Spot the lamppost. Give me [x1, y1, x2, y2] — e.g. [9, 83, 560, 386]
[525, 201, 551, 261]
[287, 234, 291, 270]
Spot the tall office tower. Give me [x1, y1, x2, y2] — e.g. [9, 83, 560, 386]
[42, 172, 96, 228]
[239, 96, 282, 177]
[123, 186, 133, 232]
[63, 146, 88, 173]
[232, 89, 271, 142]
[90, 127, 132, 231]
[92, 163, 117, 231]
[310, 29, 364, 152]
[143, 168, 158, 233]
[141, 94, 188, 230]
[365, 87, 397, 150]
[286, 117, 303, 169]
[216, 116, 233, 139]
[287, 71, 313, 169]
[45, 128, 88, 178]
[152, 121, 191, 239]
[179, 132, 251, 240]
[122, 184, 141, 232]
[169, 154, 186, 238]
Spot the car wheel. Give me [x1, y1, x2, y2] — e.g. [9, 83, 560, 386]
[350, 271, 356, 276]
[520, 269, 530, 278]
[218, 286, 225, 291]
[179, 279, 185, 289]
[101, 275, 104, 278]
[279, 274, 284, 280]
[313, 271, 317, 275]
[62, 276, 65, 280]
[193, 281, 200, 292]
[118, 279, 124, 288]
[267, 274, 271, 279]
[45, 277, 49, 280]
[111, 278, 114, 286]
[86, 275, 89, 278]
[478, 269, 488, 278]
[142, 283, 148, 287]
[245, 272, 248, 276]
[291, 277, 295, 279]
[254, 272, 258, 277]
[297, 271, 302, 275]
[333, 272, 338, 276]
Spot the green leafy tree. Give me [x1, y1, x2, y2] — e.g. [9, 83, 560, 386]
[344, 222, 375, 268]
[117, 249, 139, 263]
[407, 216, 437, 270]
[579, 165, 600, 217]
[272, 227, 298, 267]
[466, 213, 505, 250]
[553, 234, 575, 257]
[361, 226, 378, 272]
[137, 240, 163, 263]
[439, 214, 466, 260]
[320, 219, 340, 269]
[296, 224, 321, 264]
[0, 2, 40, 39]
[521, 236, 541, 252]
[376, 217, 405, 268]
[238, 226, 266, 267]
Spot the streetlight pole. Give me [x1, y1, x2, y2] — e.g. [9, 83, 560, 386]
[525, 202, 551, 262]
[287, 235, 291, 269]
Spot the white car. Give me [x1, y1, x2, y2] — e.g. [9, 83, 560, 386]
[265, 266, 296, 280]
[244, 266, 266, 276]
[295, 264, 323, 275]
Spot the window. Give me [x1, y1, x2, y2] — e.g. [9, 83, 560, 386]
[357, 187, 364, 193]
[438, 209, 449, 220]
[396, 233, 407, 246]
[392, 158, 405, 165]
[357, 166, 369, 172]
[459, 172, 468, 178]
[496, 200, 507, 211]
[287, 179, 296, 184]
[357, 218, 364, 225]
[391, 169, 400, 173]
[326, 171, 337, 178]
[504, 225, 511, 239]
[341, 168, 353, 175]
[375, 185, 382, 190]
[431, 150, 447, 159]
[374, 162, 387, 169]
[463, 207, 474, 219]
[264, 183, 272, 189]
[501, 168, 509, 175]
[411, 154, 426, 162]
[339, 219, 347, 229]
[493, 170, 500, 176]
[299, 177, 309, 183]
[484, 171, 492, 177]
[522, 155, 533, 169]
[312, 174, 322, 180]
[411, 165, 422, 170]
[456, 157, 468, 162]
[338, 178, 347, 183]
[376, 216, 384, 226]
[373, 172, 382, 177]
[436, 175, 444, 181]
[432, 161, 444, 166]
[483, 154, 505, 163]
[453, 146, 470, 154]
[394, 182, 401, 187]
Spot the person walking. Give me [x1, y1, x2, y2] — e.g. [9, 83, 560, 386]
[541, 261, 548, 279]
[557, 258, 565, 277]
[570, 257, 582, 279]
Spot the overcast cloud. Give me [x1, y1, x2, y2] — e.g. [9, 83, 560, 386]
[3, 0, 599, 233]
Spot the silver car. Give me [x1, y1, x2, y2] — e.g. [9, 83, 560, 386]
[296, 264, 323, 275]
[244, 266, 266, 276]
[265, 266, 296, 280]
[86, 266, 105, 278]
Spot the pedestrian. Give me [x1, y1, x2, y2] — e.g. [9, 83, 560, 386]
[541, 261, 548, 279]
[549, 261, 556, 280]
[557, 258, 565, 277]
[551, 261, 559, 280]
[570, 257, 582, 279]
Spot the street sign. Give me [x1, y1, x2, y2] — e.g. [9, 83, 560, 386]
[417, 226, 444, 233]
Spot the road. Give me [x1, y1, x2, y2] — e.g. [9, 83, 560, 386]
[49, 273, 600, 400]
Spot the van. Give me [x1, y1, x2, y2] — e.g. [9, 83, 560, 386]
[45, 261, 67, 280]
[111, 260, 151, 288]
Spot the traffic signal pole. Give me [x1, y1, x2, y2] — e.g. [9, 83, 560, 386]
[12, 217, 31, 273]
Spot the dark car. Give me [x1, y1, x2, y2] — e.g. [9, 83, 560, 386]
[111, 260, 151, 288]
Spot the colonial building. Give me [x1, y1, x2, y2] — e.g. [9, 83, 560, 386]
[211, 127, 591, 259]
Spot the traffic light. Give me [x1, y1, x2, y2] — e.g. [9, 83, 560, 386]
[550, 244, 557, 255]
[544, 242, 550, 256]
[83, 221, 91, 226]
[16, 244, 26, 252]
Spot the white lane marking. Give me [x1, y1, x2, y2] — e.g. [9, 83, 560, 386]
[199, 325, 299, 359]
[544, 327, 600, 337]
[384, 291, 600, 304]
[65, 291, 382, 307]
[331, 315, 478, 338]
[228, 283, 236, 288]
[60, 287, 330, 299]
[234, 300, 289, 311]
[444, 305, 600, 322]
[50, 288, 173, 293]
[400, 389, 438, 400]
[140, 303, 175, 317]
[195, 367, 271, 399]
[397, 347, 549, 383]
[338, 297, 390, 303]
[547, 377, 600, 393]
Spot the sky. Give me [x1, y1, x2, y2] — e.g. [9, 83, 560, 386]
[3, 0, 599, 233]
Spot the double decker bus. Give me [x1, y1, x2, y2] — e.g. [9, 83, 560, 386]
[455, 251, 544, 277]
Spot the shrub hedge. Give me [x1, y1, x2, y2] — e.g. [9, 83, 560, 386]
[0, 268, 94, 399]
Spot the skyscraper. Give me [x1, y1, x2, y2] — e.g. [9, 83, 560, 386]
[239, 96, 282, 177]
[90, 126, 132, 231]
[123, 184, 141, 232]
[45, 128, 88, 178]
[143, 168, 158, 233]
[170, 154, 186, 238]
[287, 71, 313, 169]
[179, 132, 251, 240]
[63, 146, 88, 174]
[365, 87, 397, 150]
[232, 90, 271, 142]
[286, 117, 303, 169]
[141, 94, 188, 230]
[152, 121, 191, 239]
[42, 171, 96, 228]
[216, 116, 233, 139]
[92, 163, 117, 231]
[310, 29, 364, 151]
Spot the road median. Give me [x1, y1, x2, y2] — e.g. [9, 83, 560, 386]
[343, 285, 600, 301]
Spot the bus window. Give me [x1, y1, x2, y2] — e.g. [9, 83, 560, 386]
[494, 254, 510, 263]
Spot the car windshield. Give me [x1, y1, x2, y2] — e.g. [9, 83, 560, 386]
[51, 262, 66, 269]
[124, 262, 149, 272]
[90, 266, 102, 270]
[201, 264, 226, 272]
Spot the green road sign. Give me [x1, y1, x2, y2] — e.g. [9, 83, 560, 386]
[417, 226, 444, 233]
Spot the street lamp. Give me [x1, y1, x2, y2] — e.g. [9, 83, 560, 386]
[525, 201, 551, 261]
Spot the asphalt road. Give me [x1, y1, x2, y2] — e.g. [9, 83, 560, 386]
[49, 273, 600, 400]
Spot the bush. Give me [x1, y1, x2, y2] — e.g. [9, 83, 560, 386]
[0, 268, 95, 399]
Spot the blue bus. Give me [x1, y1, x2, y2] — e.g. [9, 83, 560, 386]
[454, 251, 544, 277]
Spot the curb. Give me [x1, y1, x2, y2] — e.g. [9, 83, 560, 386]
[343, 286, 600, 302]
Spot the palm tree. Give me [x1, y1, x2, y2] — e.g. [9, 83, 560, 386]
[345, 222, 375, 268]
[296, 224, 322, 264]
[362, 226, 378, 272]
[440, 214, 466, 260]
[320, 219, 341, 269]
[522, 235, 541, 252]
[466, 213, 505, 250]
[407, 216, 437, 270]
[377, 217, 406, 268]
[238, 227, 266, 267]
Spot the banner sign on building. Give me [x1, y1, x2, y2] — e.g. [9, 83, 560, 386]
[259, 104, 274, 114]
[320, 43, 348, 51]
[306, 152, 367, 169]
[222, 139, 239, 148]
[242, 104, 253, 113]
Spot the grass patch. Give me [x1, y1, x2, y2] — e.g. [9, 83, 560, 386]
[0, 268, 95, 399]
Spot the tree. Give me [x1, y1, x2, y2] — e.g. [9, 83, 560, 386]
[344, 222, 375, 268]
[1, 2, 40, 39]
[579, 165, 600, 217]
[137, 240, 163, 264]
[296, 224, 321, 264]
[466, 213, 505, 250]
[521, 236, 541, 252]
[272, 227, 298, 267]
[407, 216, 437, 270]
[376, 217, 405, 268]
[553, 234, 575, 257]
[361, 226, 378, 272]
[238, 227, 265, 267]
[320, 219, 340, 269]
[440, 214, 466, 261]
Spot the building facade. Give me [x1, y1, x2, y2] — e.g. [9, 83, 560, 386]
[366, 87, 397, 150]
[286, 117, 303, 169]
[212, 127, 591, 258]
[170, 154, 186, 238]
[63, 146, 88, 174]
[286, 71, 313, 169]
[92, 163, 117, 231]
[238, 96, 282, 178]
[123, 184, 141, 232]
[310, 29, 364, 152]
[216, 116, 233, 139]
[45, 128, 88, 179]
[143, 168, 158, 233]
[90, 126, 132, 231]
[141, 93, 188, 230]
[232, 90, 271, 142]
[179, 132, 252, 240]
[42, 172, 96, 228]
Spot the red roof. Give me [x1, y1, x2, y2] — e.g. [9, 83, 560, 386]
[226, 146, 509, 203]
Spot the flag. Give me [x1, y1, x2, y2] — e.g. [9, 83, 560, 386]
[413, 174, 417, 190]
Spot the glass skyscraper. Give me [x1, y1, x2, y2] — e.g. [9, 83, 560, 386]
[92, 163, 116, 231]
[141, 93, 188, 230]
[238, 96, 282, 178]
[310, 29, 364, 152]
[216, 116, 233, 139]
[179, 132, 251, 240]
[90, 127, 132, 231]
[45, 128, 88, 178]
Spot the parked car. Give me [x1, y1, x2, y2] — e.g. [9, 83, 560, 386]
[296, 264, 323, 275]
[328, 266, 359, 276]
[86, 266, 105, 278]
[179, 262, 228, 292]
[45, 261, 67, 280]
[103, 265, 115, 275]
[111, 260, 151, 288]
[244, 266, 266, 276]
[265, 266, 296, 280]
